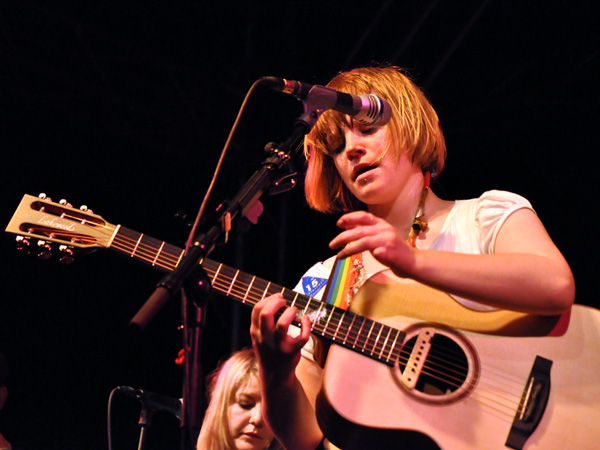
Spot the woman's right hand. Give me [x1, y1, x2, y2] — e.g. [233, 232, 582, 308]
[250, 293, 312, 380]
[250, 294, 325, 450]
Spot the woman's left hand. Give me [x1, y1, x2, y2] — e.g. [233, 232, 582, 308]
[329, 211, 417, 278]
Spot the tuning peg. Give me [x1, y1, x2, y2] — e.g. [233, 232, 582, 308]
[15, 236, 31, 255]
[59, 199, 73, 208]
[38, 193, 52, 202]
[36, 240, 53, 260]
[79, 205, 94, 215]
[58, 245, 74, 264]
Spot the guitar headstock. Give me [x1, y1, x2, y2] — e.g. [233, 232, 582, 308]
[6, 194, 115, 261]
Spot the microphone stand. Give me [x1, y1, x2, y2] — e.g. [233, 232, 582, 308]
[179, 270, 209, 449]
[130, 105, 323, 450]
[137, 405, 152, 450]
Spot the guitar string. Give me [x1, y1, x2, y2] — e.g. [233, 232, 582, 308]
[58, 217, 525, 420]
[113, 237, 523, 419]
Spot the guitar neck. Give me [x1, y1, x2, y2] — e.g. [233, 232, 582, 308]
[111, 226, 405, 367]
[4, 192, 406, 368]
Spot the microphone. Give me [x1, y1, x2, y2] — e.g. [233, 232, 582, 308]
[262, 76, 392, 126]
[116, 386, 182, 419]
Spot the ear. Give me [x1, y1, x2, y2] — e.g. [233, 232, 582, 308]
[0, 385, 8, 410]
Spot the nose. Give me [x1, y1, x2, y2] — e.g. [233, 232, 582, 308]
[249, 405, 265, 427]
[342, 130, 366, 161]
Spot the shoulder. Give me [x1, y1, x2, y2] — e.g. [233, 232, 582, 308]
[452, 190, 534, 227]
[472, 190, 534, 253]
[455, 190, 533, 213]
[438, 190, 535, 254]
[475, 189, 533, 211]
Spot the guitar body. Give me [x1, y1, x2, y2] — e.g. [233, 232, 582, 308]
[318, 302, 600, 450]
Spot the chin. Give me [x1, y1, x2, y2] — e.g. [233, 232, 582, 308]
[352, 188, 384, 205]
[234, 437, 269, 450]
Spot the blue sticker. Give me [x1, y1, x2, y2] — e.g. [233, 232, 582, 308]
[302, 276, 328, 297]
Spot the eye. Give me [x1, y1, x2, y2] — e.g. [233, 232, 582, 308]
[322, 123, 347, 155]
[359, 126, 376, 135]
[236, 394, 257, 410]
[239, 402, 254, 410]
[331, 142, 345, 154]
[326, 137, 345, 155]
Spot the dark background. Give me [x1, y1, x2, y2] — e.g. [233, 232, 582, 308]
[0, 1, 597, 448]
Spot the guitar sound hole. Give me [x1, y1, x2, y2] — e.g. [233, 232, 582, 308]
[401, 334, 467, 394]
[393, 324, 479, 405]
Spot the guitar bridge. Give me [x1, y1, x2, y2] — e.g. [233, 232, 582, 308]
[506, 355, 552, 449]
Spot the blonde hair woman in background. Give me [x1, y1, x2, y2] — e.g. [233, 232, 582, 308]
[197, 348, 281, 450]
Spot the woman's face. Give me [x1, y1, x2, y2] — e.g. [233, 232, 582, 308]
[332, 122, 415, 208]
[228, 376, 274, 450]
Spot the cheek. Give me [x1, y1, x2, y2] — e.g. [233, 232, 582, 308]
[333, 155, 351, 182]
[332, 154, 342, 171]
[228, 405, 247, 434]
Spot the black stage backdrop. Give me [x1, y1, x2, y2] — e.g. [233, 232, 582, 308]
[0, 1, 597, 448]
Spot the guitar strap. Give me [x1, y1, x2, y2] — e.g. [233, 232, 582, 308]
[318, 253, 366, 450]
[322, 253, 365, 310]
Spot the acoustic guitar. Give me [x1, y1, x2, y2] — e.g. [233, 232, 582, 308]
[6, 194, 600, 449]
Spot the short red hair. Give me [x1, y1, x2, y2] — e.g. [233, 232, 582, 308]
[304, 66, 446, 213]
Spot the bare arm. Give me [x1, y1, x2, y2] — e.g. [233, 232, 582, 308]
[331, 208, 575, 315]
[250, 294, 324, 450]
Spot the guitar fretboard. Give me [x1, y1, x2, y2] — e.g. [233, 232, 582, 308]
[110, 226, 406, 366]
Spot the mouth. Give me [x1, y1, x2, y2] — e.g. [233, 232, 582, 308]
[243, 432, 264, 440]
[352, 164, 378, 181]
[244, 433, 265, 443]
